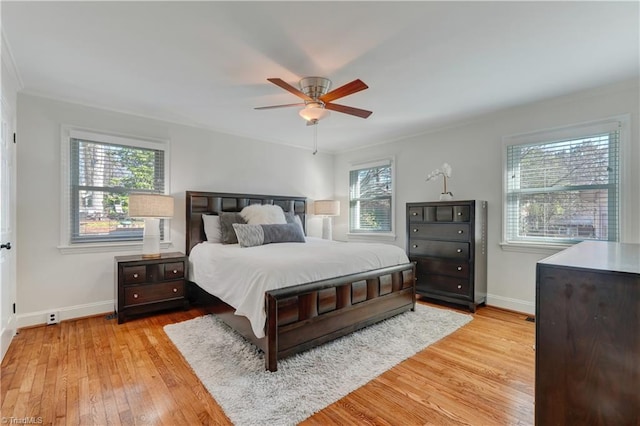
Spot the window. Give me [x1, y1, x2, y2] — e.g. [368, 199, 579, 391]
[63, 129, 168, 246]
[349, 158, 394, 234]
[504, 117, 625, 246]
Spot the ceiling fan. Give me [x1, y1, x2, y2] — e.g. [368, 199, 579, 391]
[255, 77, 373, 125]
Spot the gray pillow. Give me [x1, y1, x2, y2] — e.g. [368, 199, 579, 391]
[232, 223, 306, 248]
[219, 212, 246, 244]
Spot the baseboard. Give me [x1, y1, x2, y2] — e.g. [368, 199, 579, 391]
[1, 314, 17, 362]
[486, 294, 535, 316]
[17, 300, 115, 329]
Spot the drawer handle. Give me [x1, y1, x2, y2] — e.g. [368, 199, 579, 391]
[457, 266, 463, 271]
[133, 293, 139, 299]
[412, 212, 418, 216]
[457, 212, 462, 216]
[173, 288, 178, 293]
[413, 228, 418, 233]
[458, 230, 463, 234]
[457, 284, 462, 289]
[412, 244, 418, 248]
[133, 273, 139, 278]
[456, 248, 462, 253]
[172, 269, 178, 274]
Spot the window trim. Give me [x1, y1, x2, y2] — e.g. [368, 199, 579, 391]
[501, 115, 629, 252]
[347, 156, 396, 240]
[59, 126, 172, 254]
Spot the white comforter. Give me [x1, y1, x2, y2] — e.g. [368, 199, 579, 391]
[188, 237, 410, 338]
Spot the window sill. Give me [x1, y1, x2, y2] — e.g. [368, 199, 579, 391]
[347, 232, 397, 242]
[499, 241, 572, 255]
[58, 241, 173, 255]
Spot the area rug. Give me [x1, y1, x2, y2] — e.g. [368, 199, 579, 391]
[164, 303, 472, 426]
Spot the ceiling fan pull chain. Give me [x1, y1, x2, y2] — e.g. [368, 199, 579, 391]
[312, 124, 318, 155]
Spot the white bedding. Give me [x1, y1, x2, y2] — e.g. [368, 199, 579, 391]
[188, 237, 410, 338]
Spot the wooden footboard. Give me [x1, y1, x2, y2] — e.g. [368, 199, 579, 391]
[265, 262, 416, 371]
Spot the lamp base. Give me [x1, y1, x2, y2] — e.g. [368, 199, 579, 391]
[141, 253, 162, 259]
[321, 216, 333, 240]
[141, 218, 161, 258]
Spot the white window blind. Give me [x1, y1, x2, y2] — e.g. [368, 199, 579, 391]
[68, 131, 167, 244]
[349, 160, 393, 233]
[505, 120, 621, 244]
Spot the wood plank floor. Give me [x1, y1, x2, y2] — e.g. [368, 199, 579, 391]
[1, 299, 535, 425]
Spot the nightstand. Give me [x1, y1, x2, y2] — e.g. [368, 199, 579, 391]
[114, 252, 188, 323]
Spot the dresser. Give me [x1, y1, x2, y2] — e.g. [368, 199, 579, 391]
[114, 252, 188, 323]
[406, 200, 487, 312]
[535, 241, 639, 425]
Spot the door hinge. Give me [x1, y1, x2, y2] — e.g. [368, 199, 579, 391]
[13, 133, 16, 144]
[13, 303, 16, 314]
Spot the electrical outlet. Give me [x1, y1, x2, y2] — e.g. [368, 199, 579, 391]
[47, 311, 59, 325]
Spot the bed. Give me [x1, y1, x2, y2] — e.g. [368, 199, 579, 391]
[185, 190, 416, 371]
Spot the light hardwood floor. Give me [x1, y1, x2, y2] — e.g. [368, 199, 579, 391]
[1, 299, 535, 425]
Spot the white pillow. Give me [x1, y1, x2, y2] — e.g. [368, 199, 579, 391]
[202, 214, 222, 243]
[240, 204, 287, 225]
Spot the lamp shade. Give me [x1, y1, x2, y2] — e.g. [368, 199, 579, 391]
[128, 193, 174, 218]
[314, 200, 340, 216]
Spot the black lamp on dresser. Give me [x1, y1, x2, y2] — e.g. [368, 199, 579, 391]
[406, 200, 487, 312]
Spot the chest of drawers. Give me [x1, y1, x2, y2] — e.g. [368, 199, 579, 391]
[406, 200, 487, 312]
[114, 252, 189, 323]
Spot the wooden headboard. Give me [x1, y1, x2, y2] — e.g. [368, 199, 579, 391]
[185, 191, 307, 254]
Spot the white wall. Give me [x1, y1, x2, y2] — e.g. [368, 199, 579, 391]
[333, 79, 640, 314]
[16, 94, 334, 327]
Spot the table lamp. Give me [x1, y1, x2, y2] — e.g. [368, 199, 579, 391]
[128, 193, 174, 258]
[314, 200, 340, 240]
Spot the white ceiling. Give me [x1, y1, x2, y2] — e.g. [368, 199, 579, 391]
[3, 1, 639, 153]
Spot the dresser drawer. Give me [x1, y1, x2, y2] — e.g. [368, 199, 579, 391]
[413, 257, 470, 278]
[408, 207, 423, 222]
[416, 274, 470, 297]
[122, 266, 146, 284]
[409, 223, 470, 241]
[164, 262, 185, 280]
[409, 240, 469, 258]
[124, 281, 185, 306]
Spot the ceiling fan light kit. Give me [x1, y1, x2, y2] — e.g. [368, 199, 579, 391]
[255, 76, 372, 124]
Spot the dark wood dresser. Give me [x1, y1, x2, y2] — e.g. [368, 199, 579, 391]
[535, 241, 639, 425]
[114, 252, 188, 323]
[406, 200, 487, 312]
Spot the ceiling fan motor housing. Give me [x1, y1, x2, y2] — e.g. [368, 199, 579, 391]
[299, 77, 331, 101]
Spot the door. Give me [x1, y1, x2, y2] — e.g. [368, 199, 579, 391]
[0, 96, 17, 360]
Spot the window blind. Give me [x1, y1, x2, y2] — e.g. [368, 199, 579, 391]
[69, 137, 166, 243]
[349, 162, 392, 233]
[506, 129, 619, 243]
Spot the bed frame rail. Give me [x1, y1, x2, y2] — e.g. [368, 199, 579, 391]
[265, 262, 416, 371]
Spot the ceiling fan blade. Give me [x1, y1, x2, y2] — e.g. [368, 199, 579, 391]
[267, 78, 313, 101]
[254, 103, 305, 110]
[319, 79, 368, 103]
[324, 103, 373, 119]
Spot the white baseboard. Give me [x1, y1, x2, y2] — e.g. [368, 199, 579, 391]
[1, 314, 17, 362]
[17, 300, 115, 329]
[486, 293, 535, 315]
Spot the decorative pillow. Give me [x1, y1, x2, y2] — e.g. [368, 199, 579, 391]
[202, 214, 221, 243]
[284, 211, 305, 235]
[239, 204, 287, 225]
[232, 223, 306, 248]
[219, 212, 246, 244]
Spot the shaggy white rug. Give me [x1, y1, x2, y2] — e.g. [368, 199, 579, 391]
[164, 303, 472, 426]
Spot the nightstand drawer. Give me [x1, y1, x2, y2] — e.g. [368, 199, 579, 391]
[416, 274, 469, 296]
[124, 281, 185, 306]
[408, 240, 469, 258]
[122, 266, 146, 284]
[164, 262, 185, 280]
[409, 223, 470, 241]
